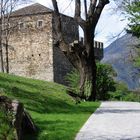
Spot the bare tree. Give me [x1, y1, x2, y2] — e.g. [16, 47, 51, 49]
[0, 0, 4, 72]
[0, 0, 29, 73]
[52, 0, 109, 101]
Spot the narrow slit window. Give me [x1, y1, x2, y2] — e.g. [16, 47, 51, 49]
[37, 20, 43, 28]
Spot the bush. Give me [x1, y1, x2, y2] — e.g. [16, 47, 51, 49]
[109, 82, 140, 102]
[66, 64, 140, 102]
[65, 63, 116, 100]
[0, 106, 15, 140]
[65, 69, 80, 94]
[96, 62, 116, 100]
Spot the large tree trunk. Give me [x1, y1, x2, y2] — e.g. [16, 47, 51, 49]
[79, 62, 96, 101]
[78, 37, 97, 100]
[88, 61, 97, 101]
[52, 0, 109, 101]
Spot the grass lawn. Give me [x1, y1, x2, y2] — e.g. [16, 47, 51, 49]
[0, 73, 100, 140]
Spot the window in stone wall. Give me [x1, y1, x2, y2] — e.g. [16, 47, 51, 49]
[19, 22, 25, 29]
[37, 20, 44, 28]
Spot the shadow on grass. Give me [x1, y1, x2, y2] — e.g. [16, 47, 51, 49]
[0, 74, 100, 140]
[0, 76, 98, 114]
[96, 108, 140, 114]
[0, 75, 46, 90]
[30, 119, 79, 140]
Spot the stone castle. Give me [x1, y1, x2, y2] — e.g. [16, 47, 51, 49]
[1, 3, 103, 85]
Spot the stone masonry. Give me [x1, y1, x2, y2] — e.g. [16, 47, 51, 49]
[0, 3, 103, 85]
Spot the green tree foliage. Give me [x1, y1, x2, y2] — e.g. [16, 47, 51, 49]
[96, 62, 116, 100]
[134, 57, 140, 67]
[125, 0, 140, 37]
[66, 63, 116, 100]
[109, 82, 140, 102]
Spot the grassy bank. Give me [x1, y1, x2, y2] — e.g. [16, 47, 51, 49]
[0, 73, 100, 140]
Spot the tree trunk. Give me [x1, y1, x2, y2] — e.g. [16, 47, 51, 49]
[0, 15, 4, 72]
[5, 41, 9, 73]
[84, 28, 97, 101]
[51, 0, 110, 101]
[0, 45, 4, 72]
[88, 62, 97, 101]
[78, 61, 97, 101]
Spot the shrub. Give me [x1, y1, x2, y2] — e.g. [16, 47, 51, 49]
[65, 63, 116, 100]
[96, 62, 116, 100]
[65, 69, 80, 94]
[109, 82, 140, 102]
[0, 105, 15, 140]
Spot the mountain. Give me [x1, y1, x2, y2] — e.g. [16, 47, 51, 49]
[102, 34, 140, 90]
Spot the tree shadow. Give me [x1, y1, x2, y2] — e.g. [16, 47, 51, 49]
[0, 75, 98, 114]
[0, 74, 99, 140]
[95, 108, 140, 114]
[28, 119, 79, 140]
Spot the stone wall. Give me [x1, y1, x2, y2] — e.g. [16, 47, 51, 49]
[79, 38, 104, 60]
[0, 11, 103, 85]
[52, 14, 79, 85]
[5, 13, 54, 81]
[94, 41, 104, 60]
[1, 12, 79, 85]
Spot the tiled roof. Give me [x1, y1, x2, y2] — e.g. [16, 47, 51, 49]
[11, 3, 53, 17]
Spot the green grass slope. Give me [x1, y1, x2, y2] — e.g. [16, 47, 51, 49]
[0, 73, 100, 140]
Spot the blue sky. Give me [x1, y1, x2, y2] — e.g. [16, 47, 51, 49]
[34, 0, 128, 48]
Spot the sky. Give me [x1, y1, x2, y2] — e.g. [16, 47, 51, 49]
[33, 0, 128, 48]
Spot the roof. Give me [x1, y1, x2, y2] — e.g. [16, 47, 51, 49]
[11, 3, 53, 17]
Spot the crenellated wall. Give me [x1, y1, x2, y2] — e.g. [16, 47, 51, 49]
[80, 37, 104, 60]
[94, 41, 104, 60]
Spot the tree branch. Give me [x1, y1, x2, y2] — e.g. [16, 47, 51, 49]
[88, 0, 97, 18]
[52, 0, 59, 13]
[93, 0, 109, 25]
[74, 0, 85, 29]
[84, 0, 88, 20]
[52, 0, 63, 41]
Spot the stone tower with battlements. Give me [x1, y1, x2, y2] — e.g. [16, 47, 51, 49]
[0, 3, 103, 85]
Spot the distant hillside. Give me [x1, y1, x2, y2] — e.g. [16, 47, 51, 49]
[102, 34, 140, 90]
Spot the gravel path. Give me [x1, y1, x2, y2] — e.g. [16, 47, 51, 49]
[75, 101, 140, 140]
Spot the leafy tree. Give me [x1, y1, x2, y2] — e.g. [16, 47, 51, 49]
[123, 0, 140, 67]
[52, 0, 109, 100]
[125, 0, 140, 37]
[96, 62, 116, 100]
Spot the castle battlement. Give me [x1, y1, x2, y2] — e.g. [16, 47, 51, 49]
[79, 37, 104, 60]
[0, 3, 103, 85]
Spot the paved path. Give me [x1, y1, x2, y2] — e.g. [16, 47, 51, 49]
[75, 101, 140, 140]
